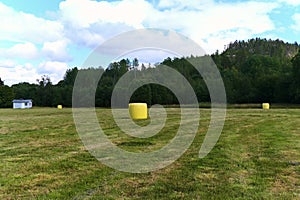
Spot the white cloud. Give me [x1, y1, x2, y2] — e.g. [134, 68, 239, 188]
[42, 40, 71, 62]
[38, 61, 68, 84]
[58, 0, 153, 48]
[291, 13, 300, 31]
[8, 42, 38, 59]
[0, 60, 68, 86]
[57, 0, 278, 53]
[0, 42, 38, 60]
[157, 0, 214, 10]
[0, 60, 16, 68]
[145, 1, 278, 53]
[59, 0, 152, 28]
[278, 0, 300, 6]
[0, 2, 63, 44]
[0, 63, 38, 86]
[64, 27, 106, 48]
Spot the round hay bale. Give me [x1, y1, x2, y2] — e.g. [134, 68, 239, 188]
[129, 103, 147, 120]
[262, 103, 270, 110]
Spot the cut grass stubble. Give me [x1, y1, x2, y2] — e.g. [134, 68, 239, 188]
[0, 108, 299, 199]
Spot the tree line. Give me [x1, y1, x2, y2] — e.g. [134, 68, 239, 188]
[1, 38, 300, 108]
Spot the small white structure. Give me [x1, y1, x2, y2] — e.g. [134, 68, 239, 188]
[12, 99, 32, 109]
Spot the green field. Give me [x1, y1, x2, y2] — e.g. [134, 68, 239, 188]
[0, 108, 299, 199]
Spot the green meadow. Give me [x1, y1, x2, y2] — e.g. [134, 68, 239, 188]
[0, 108, 299, 199]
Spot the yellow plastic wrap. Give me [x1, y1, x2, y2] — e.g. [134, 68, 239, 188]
[129, 103, 147, 120]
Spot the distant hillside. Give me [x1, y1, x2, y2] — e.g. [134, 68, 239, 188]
[208, 38, 300, 103]
[221, 38, 299, 59]
[211, 38, 300, 71]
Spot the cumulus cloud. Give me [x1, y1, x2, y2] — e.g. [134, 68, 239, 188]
[0, 63, 38, 86]
[42, 40, 72, 62]
[56, 0, 278, 53]
[63, 25, 105, 48]
[59, 0, 152, 28]
[0, 60, 69, 86]
[144, 1, 278, 53]
[38, 61, 68, 84]
[8, 43, 38, 59]
[278, 0, 300, 6]
[0, 2, 63, 44]
[0, 60, 16, 68]
[58, 0, 153, 48]
[291, 13, 300, 31]
[157, 0, 214, 10]
[0, 2, 72, 85]
[0, 42, 38, 60]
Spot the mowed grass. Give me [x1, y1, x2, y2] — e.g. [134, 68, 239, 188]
[0, 107, 299, 199]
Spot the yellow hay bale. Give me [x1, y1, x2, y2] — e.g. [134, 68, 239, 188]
[262, 103, 270, 110]
[129, 103, 147, 120]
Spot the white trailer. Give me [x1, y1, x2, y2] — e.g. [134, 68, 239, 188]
[12, 99, 32, 109]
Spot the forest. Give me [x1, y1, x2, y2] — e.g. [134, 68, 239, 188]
[1, 38, 300, 108]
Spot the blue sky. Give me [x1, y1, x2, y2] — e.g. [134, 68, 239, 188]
[1, 0, 300, 85]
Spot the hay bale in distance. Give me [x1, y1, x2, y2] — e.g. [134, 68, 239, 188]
[262, 103, 270, 110]
[129, 103, 147, 120]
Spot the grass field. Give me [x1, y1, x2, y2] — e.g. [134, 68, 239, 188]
[0, 107, 299, 199]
